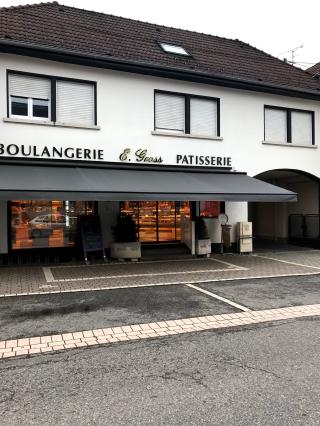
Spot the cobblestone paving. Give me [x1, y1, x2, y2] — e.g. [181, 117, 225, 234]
[254, 250, 320, 268]
[0, 250, 320, 297]
[1, 303, 319, 360]
[50, 257, 238, 281]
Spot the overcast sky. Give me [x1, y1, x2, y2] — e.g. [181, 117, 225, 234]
[1, 0, 319, 69]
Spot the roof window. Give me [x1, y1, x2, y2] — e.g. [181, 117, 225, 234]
[159, 42, 190, 56]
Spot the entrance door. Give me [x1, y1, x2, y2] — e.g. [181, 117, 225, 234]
[157, 201, 176, 242]
[138, 201, 157, 242]
[121, 201, 190, 243]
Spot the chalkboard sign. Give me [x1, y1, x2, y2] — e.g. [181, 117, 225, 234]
[77, 215, 106, 263]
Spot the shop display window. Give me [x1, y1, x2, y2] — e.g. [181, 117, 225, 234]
[11, 200, 94, 249]
[199, 201, 221, 218]
[121, 201, 190, 243]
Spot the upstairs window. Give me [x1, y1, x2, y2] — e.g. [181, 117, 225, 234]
[291, 111, 313, 145]
[56, 80, 95, 126]
[264, 106, 314, 145]
[9, 74, 51, 120]
[159, 42, 190, 56]
[7, 71, 96, 127]
[190, 97, 218, 137]
[155, 91, 220, 138]
[155, 92, 185, 133]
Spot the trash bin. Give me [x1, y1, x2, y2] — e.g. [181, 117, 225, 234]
[221, 224, 232, 253]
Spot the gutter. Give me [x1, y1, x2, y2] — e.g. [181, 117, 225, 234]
[1, 39, 320, 101]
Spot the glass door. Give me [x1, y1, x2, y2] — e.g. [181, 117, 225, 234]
[138, 201, 157, 242]
[120, 201, 190, 243]
[158, 201, 176, 242]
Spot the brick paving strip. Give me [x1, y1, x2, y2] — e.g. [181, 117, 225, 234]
[1, 304, 320, 360]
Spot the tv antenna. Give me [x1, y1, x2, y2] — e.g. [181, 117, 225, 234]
[278, 44, 304, 64]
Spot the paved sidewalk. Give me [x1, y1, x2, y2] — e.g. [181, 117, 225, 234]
[1, 250, 320, 297]
[1, 303, 319, 360]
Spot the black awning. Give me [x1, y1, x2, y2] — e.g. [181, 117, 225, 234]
[0, 164, 297, 202]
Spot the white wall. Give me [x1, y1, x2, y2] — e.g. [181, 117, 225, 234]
[204, 202, 248, 244]
[0, 201, 8, 254]
[0, 53, 320, 178]
[1, 53, 320, 252]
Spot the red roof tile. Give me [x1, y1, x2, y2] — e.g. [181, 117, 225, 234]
[307, 63, 320, 78]
[0, 1, 319, 95]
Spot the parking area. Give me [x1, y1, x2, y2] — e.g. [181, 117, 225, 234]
[0, 284, 241, 341]
[1, 249, 320, 297]
[1, 248, 320, 359]
[1, 272, 320, 356]
[199, 274, 320, 310]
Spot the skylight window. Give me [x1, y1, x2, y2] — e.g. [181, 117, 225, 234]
[159, 42, 190, 56]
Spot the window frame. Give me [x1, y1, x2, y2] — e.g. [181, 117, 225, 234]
[264, 105, 315, 146]
[7, 70, 98, 126]
[10, 95, 51, 121]
[158, 42, 191, 57]
[154, 89, 220, 137]
[9, 200, 97, 251]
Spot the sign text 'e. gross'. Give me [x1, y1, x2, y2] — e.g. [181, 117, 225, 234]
[119, 148, 232, 167]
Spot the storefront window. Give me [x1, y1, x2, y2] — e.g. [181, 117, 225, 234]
[199, 201, 221, 218]
[11, 200, 94, 249]
[120, 201, 190, 242]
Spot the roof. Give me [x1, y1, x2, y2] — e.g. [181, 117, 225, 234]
[0, 1, 320, 98]
[307, 63, 320, 78]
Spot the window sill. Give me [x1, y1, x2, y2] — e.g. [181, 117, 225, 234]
[151, 130, 223, 141]
[262, 140, 317, 149]
[3, 117, 101, 130]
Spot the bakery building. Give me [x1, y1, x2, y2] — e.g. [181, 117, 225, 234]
[0, 2, 319, 263]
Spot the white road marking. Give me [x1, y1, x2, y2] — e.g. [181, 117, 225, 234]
[254, 254, 320, 270]
[44, 257, 246, 283]
[186, 283, 251, 312]
[50, 266, 244, 283]
[257, 249, 317, 255]
[209, 256, 248, 270]
[49, 257, 213, 269]
[39, 284, 59, 289]
[42, 267, 55, 283]
[2, 270, 320, 298]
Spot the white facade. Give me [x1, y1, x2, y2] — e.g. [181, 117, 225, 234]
[1, 53, 319, 253]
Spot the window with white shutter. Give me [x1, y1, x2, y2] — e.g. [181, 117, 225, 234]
[264, 106, 314, 145]
[56, 80, 95, 126]
[8, 73, 51, 120]
[190, 98, 217, 137]
[264, 108, 287, 143]
[291, 111, 313, 145]
[154, 91, 220, 137]
[7, 72, 98, 128]
[155, 93, 185, 133]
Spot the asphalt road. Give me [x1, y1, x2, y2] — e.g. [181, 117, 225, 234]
[199, 274, 320, 310]
[0, 285, 238, 341]
[0, 317, 319, 425]
[1, 274, 320, 341]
